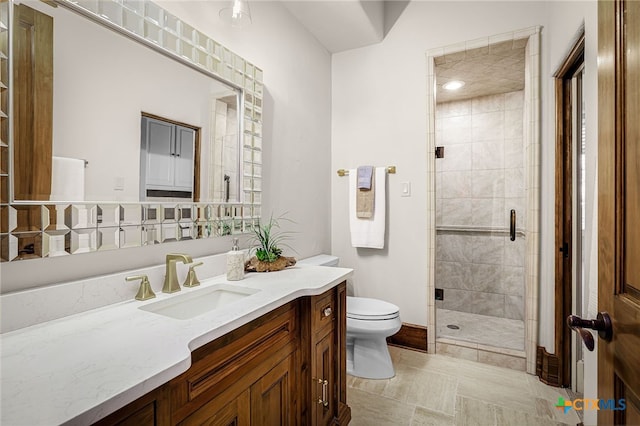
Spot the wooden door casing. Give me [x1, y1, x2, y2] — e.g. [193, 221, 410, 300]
[598, 0, 640, 424]
[13, 3, 53, 201]
[554, 33, 585, 388]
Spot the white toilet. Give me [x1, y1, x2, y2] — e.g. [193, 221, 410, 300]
[299, 255, 402, 379]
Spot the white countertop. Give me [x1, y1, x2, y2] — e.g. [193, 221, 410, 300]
[0, 264, 352, 426]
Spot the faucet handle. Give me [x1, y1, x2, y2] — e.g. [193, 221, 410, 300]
[184, 262, 204, 288]
[126, 275, 156, 301]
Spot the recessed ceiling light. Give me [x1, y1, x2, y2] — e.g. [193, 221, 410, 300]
[443, 80, 465, 91]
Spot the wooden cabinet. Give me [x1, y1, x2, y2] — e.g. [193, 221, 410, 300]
[93, 385, 170, 426]
[250, 353, 295, 425]
[93, 282, 350, 426]
[312, 330, 335, 425]
[307, 291, 337, 426]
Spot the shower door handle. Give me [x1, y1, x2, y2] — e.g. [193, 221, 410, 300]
[510, 209, 516, 241]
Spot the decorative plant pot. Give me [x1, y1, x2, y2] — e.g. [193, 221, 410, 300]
[244, 256, 297, 272]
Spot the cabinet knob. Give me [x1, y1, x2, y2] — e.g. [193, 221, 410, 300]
[323, 307, 332, 317]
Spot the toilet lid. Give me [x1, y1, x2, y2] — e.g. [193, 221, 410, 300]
[347, 296, 400, 320]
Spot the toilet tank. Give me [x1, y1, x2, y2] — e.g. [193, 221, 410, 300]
[299, 254, 339, 267]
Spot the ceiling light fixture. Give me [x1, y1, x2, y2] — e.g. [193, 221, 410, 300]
[443, 80, 465, 91]
[219, 0, 252, 28]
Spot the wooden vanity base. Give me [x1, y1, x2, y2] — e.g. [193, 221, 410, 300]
[94, 282, 350, 425]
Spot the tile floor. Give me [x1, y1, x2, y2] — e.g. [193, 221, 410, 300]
[436, 308, 525, 351]
[347, 346, 581, 425]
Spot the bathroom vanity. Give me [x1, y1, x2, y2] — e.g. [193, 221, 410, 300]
[0, 265, 352, 425]
[96, 283, 349, 425]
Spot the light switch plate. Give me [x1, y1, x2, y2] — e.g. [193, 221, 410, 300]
[114, 176, 125, 191]
[401, 181, 411, 197]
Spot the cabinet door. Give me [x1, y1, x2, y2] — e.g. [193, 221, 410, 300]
[179, 389, 250, 426]
[92, 386, 170, 426]
[250, 354, 295, 426]
[313, 330, 335, 426]
[174, 125, 195, 191]
[144, 117, 175, 188]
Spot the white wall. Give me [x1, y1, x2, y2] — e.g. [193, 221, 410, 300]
[332, 1, 598, 416]
[545, 2, 598, 424]
[159, 0, 334, 253]
[332, 1, 548, 326]
[22, 0, 229, 202]
[1, 1, 332, 292]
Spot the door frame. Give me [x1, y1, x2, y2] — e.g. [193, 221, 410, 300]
[425, 27, 542, 371]
[552, 32, 585, 388]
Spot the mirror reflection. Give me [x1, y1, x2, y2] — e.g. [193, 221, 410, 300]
[13, 0, 241, 203]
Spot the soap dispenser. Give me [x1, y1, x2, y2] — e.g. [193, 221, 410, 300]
[226, 238, 245, 281]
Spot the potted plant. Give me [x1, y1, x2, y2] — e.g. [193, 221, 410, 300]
[245, 214, 297, 272]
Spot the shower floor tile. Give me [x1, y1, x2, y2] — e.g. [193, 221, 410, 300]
[437, 308, 524, 351]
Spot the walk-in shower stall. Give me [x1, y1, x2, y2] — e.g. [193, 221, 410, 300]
[427, 28, 541, 373]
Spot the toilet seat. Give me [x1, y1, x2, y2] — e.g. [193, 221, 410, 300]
[347, 296, 400, 321]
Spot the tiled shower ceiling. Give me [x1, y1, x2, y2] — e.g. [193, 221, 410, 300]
[435, 39, 527, 103]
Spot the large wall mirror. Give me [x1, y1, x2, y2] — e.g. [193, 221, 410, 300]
[0, 0, 263, 261]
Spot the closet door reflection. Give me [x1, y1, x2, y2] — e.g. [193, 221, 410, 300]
[140, 115, 197, 200]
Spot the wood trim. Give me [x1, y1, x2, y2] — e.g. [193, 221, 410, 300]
[336, 282, 349, 423]
[553, 74, 571, 388]
[13, 4, 54, 201]
[597, 1, 620, 424]
[536, 346, 562, 387]
[337, 402, 352, 425]
[386, 323, 428, 352]
[552, 32, 585, 388]
[193, 130, 201, 202]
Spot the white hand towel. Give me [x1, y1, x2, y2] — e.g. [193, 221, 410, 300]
[349, 166, 386, 249]
[50, 156, 85, 201]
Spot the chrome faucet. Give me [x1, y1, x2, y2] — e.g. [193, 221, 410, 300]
[163, 253, 193, 293]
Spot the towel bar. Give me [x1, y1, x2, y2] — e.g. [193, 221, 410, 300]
[337, 166, 396, 177]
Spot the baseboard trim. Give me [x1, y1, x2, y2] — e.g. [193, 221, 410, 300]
[337, 403, 351, 425]
[536, 346, 562, 387]
[387, 323, 428, 352]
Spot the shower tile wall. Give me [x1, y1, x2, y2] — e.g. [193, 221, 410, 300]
[211, 100, 238, 201]
[435, 91, 525, 320]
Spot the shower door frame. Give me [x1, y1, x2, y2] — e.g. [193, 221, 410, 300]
[425, 27, 542, 374]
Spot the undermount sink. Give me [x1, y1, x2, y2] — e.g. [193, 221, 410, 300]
[139, 284, 260, 320]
